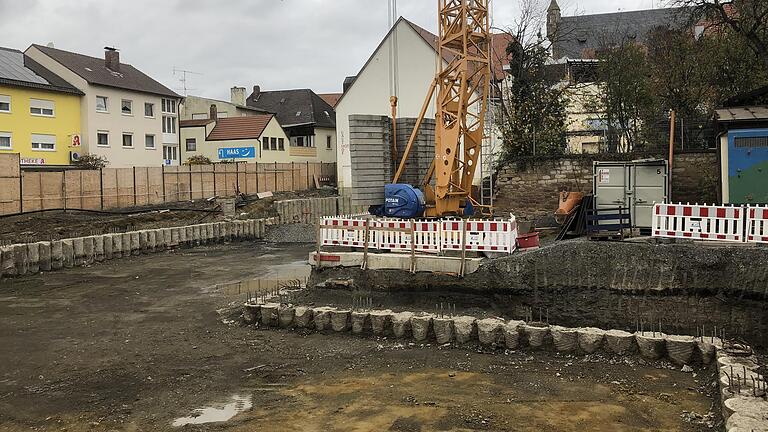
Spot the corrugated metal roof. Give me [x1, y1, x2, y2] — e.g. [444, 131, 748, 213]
[716, 107, 768, 122]
[206, 115, 273, 141]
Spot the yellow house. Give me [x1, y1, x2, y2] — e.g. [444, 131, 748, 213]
[0, 47, 82, 167]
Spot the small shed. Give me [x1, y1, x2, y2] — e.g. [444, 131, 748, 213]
[715, 86, 768, 204]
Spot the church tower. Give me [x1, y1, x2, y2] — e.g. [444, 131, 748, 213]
[547, 0, 562, 56]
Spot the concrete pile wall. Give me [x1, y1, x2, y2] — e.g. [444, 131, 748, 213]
[349, 115, 392, 207]
[0, 217, 277, 278]
[348, 115, 436, 207]
[243, 303, 721, 366]
[715, 347, 768, 430]
[274, 196, 368, 225]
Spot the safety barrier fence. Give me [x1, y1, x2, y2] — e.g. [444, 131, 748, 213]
[318, 216, 518, 255]
[652, 203, 767, 244]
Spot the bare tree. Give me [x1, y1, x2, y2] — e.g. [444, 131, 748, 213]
[671, 0, 768, 67]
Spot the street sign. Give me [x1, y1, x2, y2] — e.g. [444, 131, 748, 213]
[218, 147, 256, 159]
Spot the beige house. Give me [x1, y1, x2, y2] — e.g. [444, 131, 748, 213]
[24, 45, 181, 167]
[180, 105, 333, 164]
[180, 87, 270, 121]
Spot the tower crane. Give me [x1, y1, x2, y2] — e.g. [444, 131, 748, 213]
[380, 0, 492, 218]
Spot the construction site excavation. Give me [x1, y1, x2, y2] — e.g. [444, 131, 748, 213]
[2, 0, 768, 431]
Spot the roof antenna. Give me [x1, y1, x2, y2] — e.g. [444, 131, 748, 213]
[172, 67, 202, 97]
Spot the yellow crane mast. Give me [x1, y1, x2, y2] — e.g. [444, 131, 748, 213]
[393, 0, 491, 217]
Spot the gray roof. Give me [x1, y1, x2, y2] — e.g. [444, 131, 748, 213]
[553, 7, 688, 59]
[0, 47, 82, 95]
[716, 107, 768, 122]
[31, 44, 180, 98]
[246, 88, 336, 129]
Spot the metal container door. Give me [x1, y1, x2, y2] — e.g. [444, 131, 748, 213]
[594, 163, 629, 212]
[631, 163, 667, 229]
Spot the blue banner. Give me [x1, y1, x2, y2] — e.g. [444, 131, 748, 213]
[218, 147, 256, 159]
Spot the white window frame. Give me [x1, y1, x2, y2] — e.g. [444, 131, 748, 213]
[0, 132, 12, 149]
[144, 102, 155, 118]
[31, 134, 56, 151]
[0, 95, 10, 113]
[121, 99, 133, 116]
[30, 98, 55, 117]
[97, 130, 110, 147]
[145, 134, 156, 149]
[96, 96, 108, 113]
[122, 133, 134, 149]
[161, 98, 177, 114]
[162, 116, 177, 134]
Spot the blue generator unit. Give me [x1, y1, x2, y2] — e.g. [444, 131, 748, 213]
[379, 184, 425, 218]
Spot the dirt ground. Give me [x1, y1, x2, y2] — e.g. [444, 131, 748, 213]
[0, 243, 723, 431]
[0, 189, 336, 245]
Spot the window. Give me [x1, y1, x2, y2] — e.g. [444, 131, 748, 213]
[326, 136, 332, 149]
[163, 145, 178, 161]
[296, 136, 304, 147]
[162, 116, 176, 134]
[278, 138, 285, 151]
[0, 95, 10, 113]
[97, 131, 109, 147]
[30, 98, 54, 116]
[191, 113, 208, 120]
[96, 96, 108, 112]
[31, 134, 55, 151]
[262, 136, 269, 150]
[144, 102, 154, 118]
[270, 137, 277, 151]
[122, 133, 133, 148]
[121, 99, 133, 115]
[185, 138, 196, 152]
[161, 98, 177, 114]
[145, 134, 156, 149]
[0, 132, 11, 149]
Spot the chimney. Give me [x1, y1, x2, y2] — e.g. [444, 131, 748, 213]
[210, 104, 218, 121]
[252, 85, 261, 100]
[104, 47, 120, 72]
[231, 86, 246, 106]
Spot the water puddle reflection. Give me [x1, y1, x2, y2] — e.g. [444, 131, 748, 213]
[172, 394, 253, 427]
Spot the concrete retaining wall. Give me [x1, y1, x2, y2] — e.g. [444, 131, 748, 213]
[274, 196, 368, 225]
[0, 217, 278, 279]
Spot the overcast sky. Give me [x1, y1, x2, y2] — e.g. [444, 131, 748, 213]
[1, 0, 662, 100]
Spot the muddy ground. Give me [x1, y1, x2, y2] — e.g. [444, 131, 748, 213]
[0, 189, 335, 244]
[0, 243, 724, 431]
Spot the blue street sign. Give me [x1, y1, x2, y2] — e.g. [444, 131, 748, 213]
[218, 147, 256, 159]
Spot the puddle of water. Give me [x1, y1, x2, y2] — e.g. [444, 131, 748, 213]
[172, 394, 253, 427]
[217, 278, 306, 297]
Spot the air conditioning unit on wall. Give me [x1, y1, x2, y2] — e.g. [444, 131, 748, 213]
[70, 151, 81, 162]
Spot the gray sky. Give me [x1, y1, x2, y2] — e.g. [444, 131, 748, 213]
[0, 0, 658, 100]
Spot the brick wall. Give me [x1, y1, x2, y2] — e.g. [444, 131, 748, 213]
[494, 151, 719, 220]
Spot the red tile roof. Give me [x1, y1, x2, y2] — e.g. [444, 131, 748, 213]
[318, 93, 342, 108]
[206, 115, 273, 141]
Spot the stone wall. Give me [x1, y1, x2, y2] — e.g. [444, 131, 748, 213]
[493, 151, 719, 220]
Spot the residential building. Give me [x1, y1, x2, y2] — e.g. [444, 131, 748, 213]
[180, 87, 271, 121]
[179, 104, 333, 164]
[334, 17, 512, 195]
[245, 87, 337, 164]
[0, 47, 83, 167]
[25, 44, 182, 167]
[546, 0, 688, 153]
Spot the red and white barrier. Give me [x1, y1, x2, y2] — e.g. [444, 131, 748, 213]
[441, 218, 518, 254]
[746, 206, 768, 244]
[319, 216, 517, 254]
[319, 217, 375, 248]
[652, 203, 744, 242]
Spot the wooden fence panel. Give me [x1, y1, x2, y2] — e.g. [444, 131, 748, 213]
[0, 154, 20, 214]
[190, 165, 204, 200]
[237, 162, 248, 195]
[101, 169, 117, 209]
[81, 170, 101, 209]
[147, 167, 164, 205]
[115, 168, 134, 208]
[134, 167, 149, 206]
[244, 163, 258, 194]
[41, 172, 64, 210]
